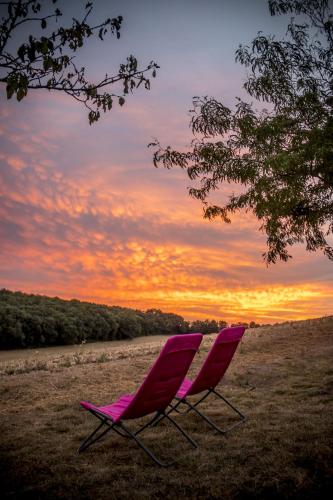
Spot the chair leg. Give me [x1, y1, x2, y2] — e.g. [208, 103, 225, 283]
[78, 419, 170, 466]
[120, 421, 174, 467]
[167, 403, 186, 414]
[180, 389, 246, 435]
[182, 399, 228, 434]
[135, 406, 197, 451]
[210, 388, 247, 432]
[134, 412, 161, 436]
[163, 412, 198, 448]
[212, 389, 246, 418]
[79, 408, 197, 466]
[78, 420, 114, 453]
[166, 390, 211, 418]
[183, 390, 211, 414]
[150, 399, 184, 427]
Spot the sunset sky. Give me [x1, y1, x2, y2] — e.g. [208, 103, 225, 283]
[1, 0, 332, 324]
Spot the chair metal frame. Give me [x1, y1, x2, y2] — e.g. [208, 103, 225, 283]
[168, 387, 246, 434]
[78, 333, 203, 467]
[78, 399, 197, 467]
[162, 326, 247, 435]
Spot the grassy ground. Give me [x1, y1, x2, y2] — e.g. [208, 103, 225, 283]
[1, 317, 332, 499]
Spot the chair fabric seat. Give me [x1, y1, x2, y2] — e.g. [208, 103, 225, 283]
[81, 394, 134, 423]
[176, 378, 193, 398]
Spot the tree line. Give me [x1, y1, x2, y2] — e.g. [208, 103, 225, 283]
[0, 289, 258, 350]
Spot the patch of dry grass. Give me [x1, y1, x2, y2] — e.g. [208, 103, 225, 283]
[1, 317, 332, 499]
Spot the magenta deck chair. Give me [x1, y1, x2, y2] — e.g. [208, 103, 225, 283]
[78, 333, 202, 466]
[167, 326, 246, 434]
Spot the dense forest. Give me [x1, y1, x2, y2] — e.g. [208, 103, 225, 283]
[0, 289, 252, 350]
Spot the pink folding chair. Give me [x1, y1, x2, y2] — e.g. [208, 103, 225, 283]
[166, 326, 246, 434]
[78, 333, 202, 466]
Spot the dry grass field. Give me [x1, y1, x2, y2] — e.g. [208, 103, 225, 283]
[1, 317, 333, 499]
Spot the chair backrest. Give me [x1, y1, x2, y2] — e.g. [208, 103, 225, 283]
[121, 333, 203, 420]
[187, 326, 245, 396]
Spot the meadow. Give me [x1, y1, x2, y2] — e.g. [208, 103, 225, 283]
[1, 317, 332, 499]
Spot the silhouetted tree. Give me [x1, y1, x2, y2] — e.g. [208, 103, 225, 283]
[189, 319, 219, 334]
[151, 0, 333, 263]
[249, 321, 260, 328]
[231, 322, 249, 329]
[218, 320, 228, 330]
[0, 1, 158, 123]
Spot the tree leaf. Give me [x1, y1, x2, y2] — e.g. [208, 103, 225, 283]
[17, 45, 25, 62]
[16, 88, 25, 102]
[6, 84, 15, 100]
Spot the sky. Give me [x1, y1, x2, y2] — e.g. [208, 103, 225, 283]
[0, 0, 332, 324]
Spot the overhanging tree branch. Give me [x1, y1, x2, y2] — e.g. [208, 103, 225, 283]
[0, 0, 159, 123]
[150, 0, 333, 263]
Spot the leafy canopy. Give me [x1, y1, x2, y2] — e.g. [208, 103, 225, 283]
[151, 0, 333, 263]
[0, 0, 159, 123]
